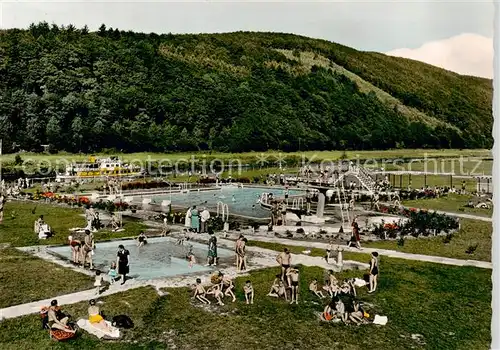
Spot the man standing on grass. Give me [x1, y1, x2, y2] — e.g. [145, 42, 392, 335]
[276, 248, 292, 284]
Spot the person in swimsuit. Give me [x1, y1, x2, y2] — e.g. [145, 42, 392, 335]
[322, 299, 337, 322]
[305, 189, 312, 213]
[47, 300, 75, 333]
[206, 283, 225, 306]
[88, 299, 111, 332]
[94, 270, 104, 295]
[220, 273, 236, 302]
[348, 300, 365, 325]
[280, 201, 287, 226]
[276, 248, 291, 284]
[136, 232, 147, 247]
[235, 235, 243, 268]
[324, 240, 334, 263]
[68, 235, 81, 264]
[368, 252, 379, 293]
[237, 238, 247, 271]
[116, 244, 130, 285]
[286, 267, 300, 304]
[81, 230, 95, 270]
[309, 279, 326, 298]
[267, 274, 287, 300]
[351, 217, 361, 249]
[108, 262, 118, 284]
[193, 278, 210, 304]
[243, 280, 254, 304]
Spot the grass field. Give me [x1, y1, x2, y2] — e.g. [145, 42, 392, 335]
[364, 219, 492, 262]
[402, 194, 493, 217]
[0, 201, 147, 247]
[0, 149, 491, 166]
[382, 159, 492, 175]
[0, 260, 491, 350]
[0, 248, 93, 309]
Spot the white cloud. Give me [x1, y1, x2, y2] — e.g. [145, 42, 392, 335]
[385, 33, 493, 79]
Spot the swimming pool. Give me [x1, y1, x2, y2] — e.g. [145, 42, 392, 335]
[152, 186, 304, 218]
[47, 237, 233, 280]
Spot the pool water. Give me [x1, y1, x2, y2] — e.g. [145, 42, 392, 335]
[47, 237, 233, 280]
[153, 186, 304, 218]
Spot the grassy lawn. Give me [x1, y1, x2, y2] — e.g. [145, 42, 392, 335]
[402, 194, 492, 217]
[0, 201, 147, 247]
[384, 174, 477, 192]
[0, 149, 491, 166]
[364, 219, 491, 262]
[383, 159, 492, 175]
[0, 259, 491, 349]
[0, 248, 94, 309]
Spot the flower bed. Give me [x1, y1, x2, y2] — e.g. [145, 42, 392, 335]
[29, 191, 137, 212]
[370, 204, 460, 239]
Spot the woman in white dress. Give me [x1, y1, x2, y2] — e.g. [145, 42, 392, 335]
[184, 207, 192, 231]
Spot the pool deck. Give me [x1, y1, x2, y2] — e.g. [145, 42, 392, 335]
[3, 235, 360, 320]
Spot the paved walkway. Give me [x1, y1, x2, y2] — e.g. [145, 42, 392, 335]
[247, 235, 492, 269]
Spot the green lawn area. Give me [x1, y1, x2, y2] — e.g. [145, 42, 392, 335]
[0, 259, 491, 350]
[0, 149, 491, 167]
[364, 219, 491, 262]
[0, 201, 147, 247]
[402, 194, 492, 217]
[383, 159, 492, 175]
[0, 248, 93, 309]
[385, 174, 477, 192]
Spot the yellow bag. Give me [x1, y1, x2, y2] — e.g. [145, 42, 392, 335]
[364, 312, 370, 318]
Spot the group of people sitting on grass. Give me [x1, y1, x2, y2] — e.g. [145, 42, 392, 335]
[42, 297, 133, 340]
[192, 271, 240, 305]
[34, 215, 53, 239]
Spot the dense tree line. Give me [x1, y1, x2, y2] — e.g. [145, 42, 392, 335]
[0, 23, 493, 153]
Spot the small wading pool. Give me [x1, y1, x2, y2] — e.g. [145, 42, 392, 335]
[47, 237, 233, 280]
[152, 186, 304, 218]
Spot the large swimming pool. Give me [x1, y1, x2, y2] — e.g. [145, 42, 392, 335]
[47, 237, 233, 280]
[152, 186, 304, 218]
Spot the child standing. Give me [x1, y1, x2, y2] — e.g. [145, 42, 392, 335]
[243, 280, 254, 304]
[108, 262, 118, 284]
[286, 267, 300, 304]
[94, 270, 103, 295]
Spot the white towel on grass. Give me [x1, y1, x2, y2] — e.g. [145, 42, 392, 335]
[354, 278, 367, 287]
[373, 315, 388, 325]
[76, 319, 120, 339]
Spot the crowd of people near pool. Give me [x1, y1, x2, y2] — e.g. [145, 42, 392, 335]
[191, 236, 381, 325]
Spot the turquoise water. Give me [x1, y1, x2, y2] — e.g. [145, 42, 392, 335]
[153, 186, 304, 218]
[47, 237, 233, 280]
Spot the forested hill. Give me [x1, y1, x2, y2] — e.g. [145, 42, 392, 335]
[0, 23, 493, 153]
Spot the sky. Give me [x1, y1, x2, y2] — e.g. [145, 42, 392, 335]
[0, 0, 494, 78]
